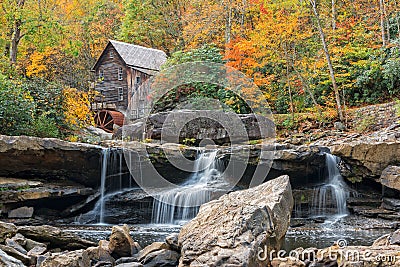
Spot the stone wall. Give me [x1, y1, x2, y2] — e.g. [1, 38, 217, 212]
[350, 101, 399, 131]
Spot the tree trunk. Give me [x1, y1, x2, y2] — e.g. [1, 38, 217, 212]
[10, 0, 25, 64]
[284, 44, 295, 122]
[331, 0, 336, 31]
[395, 0, 400, 40]
[383, 0, 391, 42]
[224, 0, 233, 44]
[379, 0, 387, 46]
[309, 0, 344, 122]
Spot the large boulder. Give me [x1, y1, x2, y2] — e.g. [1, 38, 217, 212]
[381, 166, 400, 191]
[0, 135, 103, 187]
[17, 225, 96, 250]
[141, 249, 179, 267]
[331, 140, 400, 180]
[108, 225, 140, 259]
[178, 175, 293, 266]
[39, 249, 90, 267]
[119, 110, 275, 144]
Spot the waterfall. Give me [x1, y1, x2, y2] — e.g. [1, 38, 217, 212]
[312, 154, 350, 217]
[152, 150, 226, 224]
[77, 148, 133, 225]
[99, 148, 110, 224]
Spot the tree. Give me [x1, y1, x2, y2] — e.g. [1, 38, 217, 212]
[120, 0, 186, 55]
[309, 0, 344, 122]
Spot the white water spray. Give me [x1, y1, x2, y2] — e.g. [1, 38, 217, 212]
[152, 150, 226, 224]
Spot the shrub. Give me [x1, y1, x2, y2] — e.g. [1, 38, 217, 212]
[30, 112, 60, 138]
[0, 77, 35, 135]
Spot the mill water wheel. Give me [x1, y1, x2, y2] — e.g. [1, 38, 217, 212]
[94, 110, 124, 133]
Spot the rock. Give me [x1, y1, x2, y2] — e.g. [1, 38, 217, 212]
[108, 224, 140, 259]
[17, 225, 95, 250]
[39, 249, 90, 267]
[36, 254, 49, 267]
[334, 122, 346, 131]
[0, 221, 17, 243]
[27, 245, 47, 257]
[5, 238, 28, 254]
[331, 141, 400, 180]
[115, 257, 139, 265]
[389, 229, 400, 245]
[85, 240, 115, 265]
[136, 242, 170, 262]
[8, 206, 34, 218]
[142, 249, 179, 267]
[271, 257, 306, 267]
[115, 263, 144, 267]
[0, 135, 103, 188]
[0, 244, 33, 266]
[372, 234, 391, 247]
[0, 248, 26, 267]
[86, 126, 113, 140]
[165, 233, 180, 252]
[92, 261, 113, 267]
[24, 238, 47, 251]
[178, 175, 293, 266]
[382, 198, 400, 211]
[121, 111, 275, 144]
[381, 166, 400, 191]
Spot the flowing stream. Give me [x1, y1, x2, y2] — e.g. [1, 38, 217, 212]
[311, 153, 350, 218]
[152, 150, 227, 224]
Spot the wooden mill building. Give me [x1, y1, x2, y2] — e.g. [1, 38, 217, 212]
[91, 40, 167, 131]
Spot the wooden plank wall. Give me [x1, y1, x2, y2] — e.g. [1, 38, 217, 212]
[93, 45, 129, 111]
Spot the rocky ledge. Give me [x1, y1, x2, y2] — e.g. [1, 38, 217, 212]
[0, 176, 293, 267]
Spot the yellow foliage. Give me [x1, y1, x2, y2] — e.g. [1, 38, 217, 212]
[63, 87, 94, 129]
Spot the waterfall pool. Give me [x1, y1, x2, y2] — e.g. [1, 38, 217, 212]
[65, 215, 394, 251]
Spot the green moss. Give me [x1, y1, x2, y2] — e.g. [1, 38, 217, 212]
[346, 176, 363, 184]
[355, 115, 376, 133]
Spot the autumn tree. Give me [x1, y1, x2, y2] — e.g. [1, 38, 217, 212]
[119, 0, 186, 55]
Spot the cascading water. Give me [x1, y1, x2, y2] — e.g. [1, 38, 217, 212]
[152, 150, 226, 224]
[76, 148, 134, 224]
[99, 148, 110, 224]
[312, 153, 350, 217]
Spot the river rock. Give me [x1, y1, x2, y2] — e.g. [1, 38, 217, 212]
[8, 206, 34, 218]
[0, 244, 33, 265]
[165, 233, 180, 251]
[0, 221, 17, 243]
[271, 257, 306, 267]
[5, 238, 27, 254]
[375, 229, 400, 246]
[39, 249, 90, 267]
[24, 237, 47, 251]
[382, 198, 400, 211]
[17, 225, 95, 250]
[108, 225, 140, 259]
[86, 240, 115, 265]
[178, 175, 293, 266]
[0, 248, 26, 267]
[27, 245, 47, 257]
[115, 263, 144, 267]
[136, 242, 170, 262]
[141, 249, 179, 267]
[381, 166, 400, 191]
[390, 229, 400, 245]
